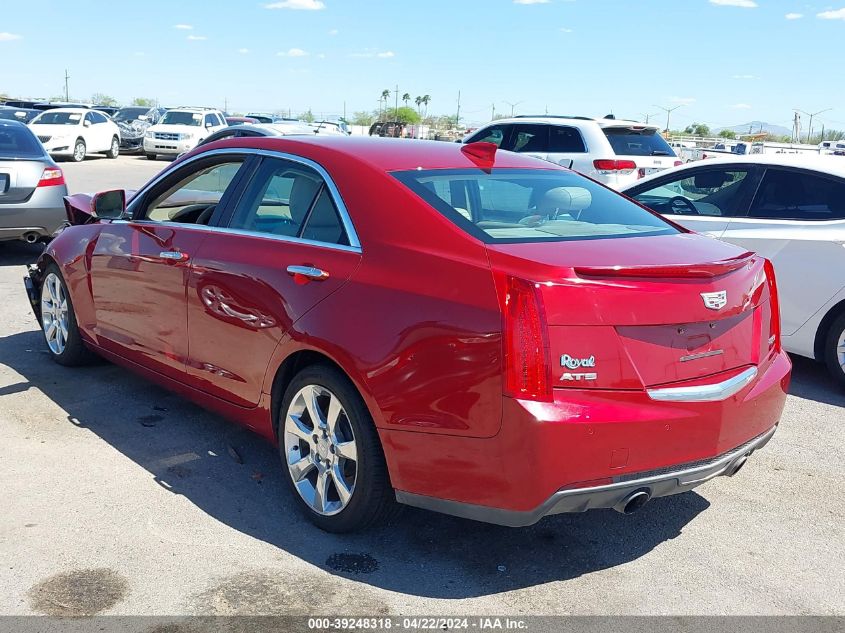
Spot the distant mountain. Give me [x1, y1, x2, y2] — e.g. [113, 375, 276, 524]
[714, 121, 792, 137]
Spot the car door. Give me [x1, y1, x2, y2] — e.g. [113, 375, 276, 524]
[83, 112, 99, 149]
[626, 164, 760, 237]
[89, 155, 250, 381]
[91, 111, 113, 150]
[185, 154, 362, 407]
[545, 125, 586, 169]
[720, 166, 845, 336]
[503, 123, 549, 162]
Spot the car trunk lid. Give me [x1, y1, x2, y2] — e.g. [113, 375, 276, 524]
[487, 234, 774, 390]
[0, 159, 47, 204]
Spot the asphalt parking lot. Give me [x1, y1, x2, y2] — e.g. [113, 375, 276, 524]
[0, 155, 843, 617]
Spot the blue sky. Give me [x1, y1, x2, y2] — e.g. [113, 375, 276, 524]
[1, 0, 842, 129]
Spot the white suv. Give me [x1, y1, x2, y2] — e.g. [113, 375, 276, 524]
[463, 116, 681, 189]
[144, 107, 227, 160]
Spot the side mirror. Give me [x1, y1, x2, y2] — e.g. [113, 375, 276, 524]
[83, 119, 91, 128]
[92, 190, 126, 219]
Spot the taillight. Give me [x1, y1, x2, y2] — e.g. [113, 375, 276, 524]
[498, 276, 552, 401]
[593, 159, 637, 173]
[764, 259, 781, 352]
[37, 167, 65, 187]
[674, 160, 683, 167]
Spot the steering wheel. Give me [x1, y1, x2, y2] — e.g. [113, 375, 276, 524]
[668, 196, 699, 215]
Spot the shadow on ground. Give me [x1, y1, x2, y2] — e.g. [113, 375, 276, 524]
[787, 354, 845, 407]
[0, 241, 44, 267]
[0, 329, 719, 600]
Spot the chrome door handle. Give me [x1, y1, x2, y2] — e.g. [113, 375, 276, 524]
[159, 251, 189, 261]
[287, 265, 330, 281]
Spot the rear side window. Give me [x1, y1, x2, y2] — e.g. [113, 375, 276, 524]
[548, 126, 587, 153]
[603, 127, 676, 157]
[750, 168, 845, 220]
[0, 124, 45, 158]
[394, 168, 678, 243]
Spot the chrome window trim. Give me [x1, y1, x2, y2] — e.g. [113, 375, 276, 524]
[646, 366, 758, 403]
[126, 146, 362, 251]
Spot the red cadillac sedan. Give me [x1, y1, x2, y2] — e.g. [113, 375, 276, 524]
[24, 136, 790, 532]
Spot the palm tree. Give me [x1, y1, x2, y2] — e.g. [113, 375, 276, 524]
[421, 95, 431, 120]
[402, 93, 411, 108]
[415, 96, 423, 118]
[380, 89, 391, 119]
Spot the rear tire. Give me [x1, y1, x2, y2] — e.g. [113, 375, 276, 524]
[278, 364, 395, 532]
[145, 153, 157, 161]
[106, 136, 119, 159]
[39, 264, 95, 366]
[71, 139, 86, 162]
[823, 312, 845, 388]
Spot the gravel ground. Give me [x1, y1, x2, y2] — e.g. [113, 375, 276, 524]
[0, 156, 842, 617]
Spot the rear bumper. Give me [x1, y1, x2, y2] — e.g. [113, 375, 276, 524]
[0, 188, 67, 241]
[384, 350, 791, 524]
[397, 424, 776, 526]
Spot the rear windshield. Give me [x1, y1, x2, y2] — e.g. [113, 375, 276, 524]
[32, 111, 82, 125]
[0, 124, 46, 158]
[603, 127, 676, 157]
[394, 168, 678, 243]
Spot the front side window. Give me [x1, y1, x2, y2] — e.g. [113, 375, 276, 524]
[632, 168, 752, 217]
[749, 169, 845, 220]
[141, 160, 244, 222]
[227, 158, 349, 245]
[395, 168, 678, 243]
[505, 124, 548, 153]
[466, 124, 510, 148]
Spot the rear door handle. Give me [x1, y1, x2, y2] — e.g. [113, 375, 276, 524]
[287, 265, 330, 281]
[159, 251, 189, 261]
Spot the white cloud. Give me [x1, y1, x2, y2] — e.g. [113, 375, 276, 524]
[278, 47, 309, 57]
[732, 74, 756, 79]
[238, 48, 249, 54]
[785, 12, 803, 19]
[317, 53, 326, 58]
[328, 28, 339, 35]
[559, 27, 574, 33]
[186, 34, 207, 40]
[514, 0, 550, 4]
[670, 96, 696, 105]
[0, 32, 23, 41]
[818, 8, 845, 19]
[265, 0, 325, 9]
[709, 0, 757, 7]
[173, 24, 193, 30]
[731, 103, 753, 109]
[349, 50, 395, 58]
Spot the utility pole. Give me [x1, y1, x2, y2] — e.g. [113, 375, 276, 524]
[653, 104, 683, 134]
[64, 69, 70, 101]
[224, 97, 228, 112]
[639, 112, 659, 124]
[491, 103, 496, 120]
[503, 100, 523, 117]
[456, 90, 461, 130]
[394, 84, 399, 117]
[796, 108, 832, 143]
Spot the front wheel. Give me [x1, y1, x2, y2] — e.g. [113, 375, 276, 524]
[145, 152, 157, 161]
[106, 136, 119, 159]
[71, 139, 86, 162]
[39, 265, 94, 366]
[824, 312, 845, 388]
[279, 365, 395, 532]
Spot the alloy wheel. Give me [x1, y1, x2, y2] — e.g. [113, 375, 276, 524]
[73, 142, 85, 161]
[283, 384, 358, 516]
[837, 329, 845, 372]
[41, 273, 69, 355]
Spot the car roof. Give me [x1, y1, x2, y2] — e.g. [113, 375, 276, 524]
[32, 107, 92, 115]
[481, 116, 660, 130]
[0, 119, 27, 128]
[630, 153, 845, 188]
[201, 135, 567, 171]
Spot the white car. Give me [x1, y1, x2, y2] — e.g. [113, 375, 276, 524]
[623, 154, 845, 386]
[143, 107, 227, 160]
[29, 108, 121, 162]
[313, 120, 351, 136]
[463, 116, 681, 189]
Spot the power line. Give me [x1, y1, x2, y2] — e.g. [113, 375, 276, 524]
[795, 107, 832, 142]
[653, 104, 684, 133]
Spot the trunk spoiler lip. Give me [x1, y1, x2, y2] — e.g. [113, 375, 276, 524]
[573, 252, 756, 280]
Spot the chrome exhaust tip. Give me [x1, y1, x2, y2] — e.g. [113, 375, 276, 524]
[613, 489, 651, 515]
[23, 232, 39, 244]
[727, 454, 749, 477]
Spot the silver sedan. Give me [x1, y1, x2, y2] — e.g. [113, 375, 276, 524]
[0, 120, 68, 243]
